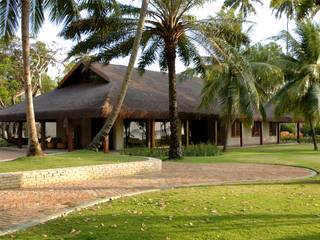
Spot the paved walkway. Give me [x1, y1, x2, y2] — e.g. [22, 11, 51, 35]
[0, 162, 315, 235]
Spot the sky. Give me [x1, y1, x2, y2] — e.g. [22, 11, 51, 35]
[36, 0, 295, 78]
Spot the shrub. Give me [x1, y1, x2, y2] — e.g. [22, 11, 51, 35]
[183, 143, 220, 157]
[121, 143, 220, 159]
[0, 138, 11, 147]
[280, 124, 296, 133]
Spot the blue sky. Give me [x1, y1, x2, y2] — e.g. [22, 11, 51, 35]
[36, 0, 295, 77]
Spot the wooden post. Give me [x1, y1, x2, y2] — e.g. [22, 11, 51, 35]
[185, 120, 190, 147]
[67, 119, 74, 152]
[18, 122, 23, 149]
[297, 122, 300, 143]
[178, 120, 182, 147]
[214, 119, 218, 145]
[146, 119, 155, 148]
[239, 121, 243, 147]
[41, 121, 46, 150]
[103, 136, 109, 153]
[259, 121, 263, 145]
[277, 122, 280, 144]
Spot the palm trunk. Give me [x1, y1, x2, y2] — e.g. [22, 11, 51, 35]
[223, 120, 230, 152]
[166, 44, 182, 159]
[88, 0, 149, 151]
[21, 0, 43, 156]
[309, 116, 318, 151]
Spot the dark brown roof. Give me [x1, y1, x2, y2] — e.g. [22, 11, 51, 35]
[0, 62, 289, 122]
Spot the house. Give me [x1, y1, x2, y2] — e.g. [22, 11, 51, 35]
[0, 62, 300, 151]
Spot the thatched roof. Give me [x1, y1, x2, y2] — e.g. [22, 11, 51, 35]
[0, 62, 290, 122]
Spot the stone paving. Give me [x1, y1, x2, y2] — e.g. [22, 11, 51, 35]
[0, 162, 315, 234]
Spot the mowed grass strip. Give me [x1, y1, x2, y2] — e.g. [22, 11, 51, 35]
[4, 184, 320, 240]
[0, 150, 143, 173]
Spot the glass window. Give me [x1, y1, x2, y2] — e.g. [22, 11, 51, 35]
[231, 121, 241, 137]
[269, 122, 277, 136]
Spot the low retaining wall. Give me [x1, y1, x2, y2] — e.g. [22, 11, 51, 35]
[0, 158, 162, 190]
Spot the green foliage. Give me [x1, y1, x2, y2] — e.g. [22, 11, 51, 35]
[183, 143, 220, 157]
[280, 123, 296, 133]
[122, 144, 220, 159]
[272, 21, 320, 149]
[0, 138, 11, 147]
[0, 37, 58, 106]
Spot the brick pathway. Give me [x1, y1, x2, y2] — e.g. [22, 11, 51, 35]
[0, 162, 314, 234]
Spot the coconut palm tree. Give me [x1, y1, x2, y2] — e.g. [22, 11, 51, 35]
[182, 11, 283, 151]
[273, 20, 320, 151]
[88, 0, 150, 153]
[223, 0, 263, 17]
[63, 0, 252, 159]
[0, 0, 80, 156]
[270, 0, 295, 53]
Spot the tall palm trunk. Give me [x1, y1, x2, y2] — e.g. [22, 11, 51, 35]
[165, 43, 182, 159]
[223, 120, 230, 152]
[88, 0, 149, 151]
[21, 0, 43, 156]
[309, 116, 318, 151]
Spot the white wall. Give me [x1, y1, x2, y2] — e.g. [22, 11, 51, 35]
[227, 121, 277, 147]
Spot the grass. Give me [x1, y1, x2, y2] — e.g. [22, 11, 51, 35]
[1, 144, 320, 239]
[0, 150, 143, 173]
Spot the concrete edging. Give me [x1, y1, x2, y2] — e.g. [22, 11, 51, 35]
[0, 157, 162, 190]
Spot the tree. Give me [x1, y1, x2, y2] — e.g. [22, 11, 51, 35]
[64, 0, 249, 159]
[270, 0, 295, 53]
[0, 37, 57, 107]
[182, 12, 283, 151]
[87, 0, 150, 153]
[273, 20, 320, 151]
[0, 0, 80, 156]
[223, 0, 263, 17]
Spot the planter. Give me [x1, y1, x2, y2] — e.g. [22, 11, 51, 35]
[57, 143, 66, 149]
[47, 142, 55, 149]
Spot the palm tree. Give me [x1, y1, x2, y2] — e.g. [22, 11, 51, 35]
[63, 0, 218, 159]
[273, 20, 320, 151]
[88, 0, 150, 153]
[223, 0, 263, 17]
[64, 1, 251, 158]
[0, 0, 80, 156]
[270, 0, 296, 53]
[182, 12, 283, 151]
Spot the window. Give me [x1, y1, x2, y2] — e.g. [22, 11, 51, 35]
[231, 121, 241, 137]
[252, 122, 261, 137]
[269, 122, 277, 136]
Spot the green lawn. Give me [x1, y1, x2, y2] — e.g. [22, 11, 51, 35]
[0, 150, 142, 173]
[2, 144, 320, 240]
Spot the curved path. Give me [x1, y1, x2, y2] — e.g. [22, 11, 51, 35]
[0, 161, 315, 235]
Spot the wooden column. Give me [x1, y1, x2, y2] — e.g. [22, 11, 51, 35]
[67, 119, 74, 152]
[259, 121, 263, 145]
[185, 120, 190, 147]
[103, 136, 109, 153]
[277, 122, 280, 144]
[178, 120, 182, 147]
[297, 122, 300, 143]
[239, 121, 243, 147]
[18, 122, 23, 149]
[214, 119, 218, 145]
[146, 119, 155, 148]
[40, 121, 46, 150]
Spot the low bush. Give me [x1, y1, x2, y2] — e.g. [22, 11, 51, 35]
[0, 138, 11, 147]
[122, 143, 220, 159]
[280, 123, 296, 133]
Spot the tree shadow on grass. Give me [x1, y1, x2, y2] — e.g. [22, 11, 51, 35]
[13, 213, 320, 240]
